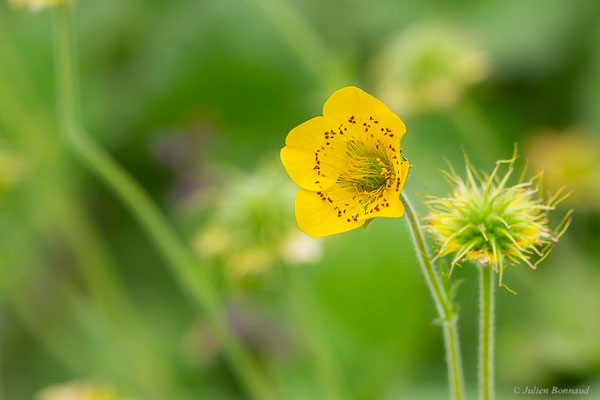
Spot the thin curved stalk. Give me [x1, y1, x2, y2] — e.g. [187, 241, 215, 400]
[479, 266, 494, 400]
[250, 0, 350, 92]
[53, 5, 275, 400]
[401, 192, 466, 400]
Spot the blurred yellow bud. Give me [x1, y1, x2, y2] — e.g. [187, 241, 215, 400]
[526, 128, 600, 211]
[371, 22, 489, 114]
[280, 232, 323, 265]
[193, 226, 231, 258]
[0, 149, 26, 195]
[9, 0, 68, 11]
[228, 247, 276, 277]
[35, 382, 117, 400]
[192, 158, 323, 278]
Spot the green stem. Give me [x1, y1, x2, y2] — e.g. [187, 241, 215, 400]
[479, 266, 494, 400]
[400, 192, 466, 400]
[53, 5, 275, 400]
[250, 0, 350, 92]
[0, 55, 179, 395]
[278, 263, 346, 400]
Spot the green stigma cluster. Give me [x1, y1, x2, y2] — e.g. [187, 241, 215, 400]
[342, 140, 392, 193]
[425, 147, 572, 291]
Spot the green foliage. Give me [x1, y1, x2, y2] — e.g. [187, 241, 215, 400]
[1, 0, 599, 399]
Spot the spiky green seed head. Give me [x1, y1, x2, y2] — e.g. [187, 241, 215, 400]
[425, 147, 572, 291]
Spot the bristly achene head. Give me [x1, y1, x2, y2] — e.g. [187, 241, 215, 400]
[425, 145, 573, 293]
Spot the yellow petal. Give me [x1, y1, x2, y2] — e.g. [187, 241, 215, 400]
[295, 188, 364, 237]
[323, 86, 391, 119]
[395, 159, 410, 195]
[373, 108, 407, 161]
[281, 116, 347, 191]
[323, 86, 406, 160]
[367, 189, 405, 218]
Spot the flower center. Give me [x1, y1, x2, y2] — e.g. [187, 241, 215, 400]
[341, 140, 393, 193]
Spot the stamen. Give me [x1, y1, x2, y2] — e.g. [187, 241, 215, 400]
[340, 140, 394, 195]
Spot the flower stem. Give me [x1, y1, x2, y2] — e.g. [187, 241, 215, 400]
[400, 192, 466, 400]
[53, 5, 275, 400]
[250, 0, 350, 92]
[479, 266, 495, 400]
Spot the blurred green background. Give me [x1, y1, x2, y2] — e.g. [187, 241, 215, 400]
[1, 0, 600, 399]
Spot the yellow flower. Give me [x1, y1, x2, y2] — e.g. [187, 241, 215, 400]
[9, 0, 67, 10]
[280, 86, 410, 237]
